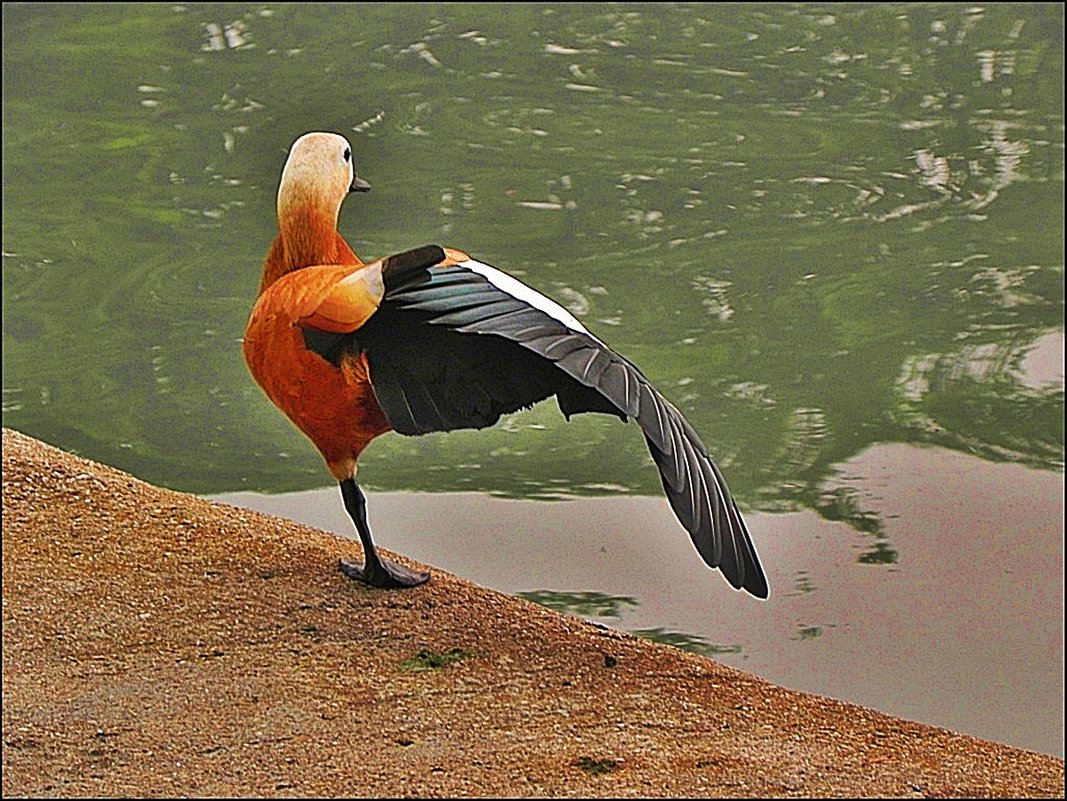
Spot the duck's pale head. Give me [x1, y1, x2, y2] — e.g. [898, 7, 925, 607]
[277, 132, 371, 223]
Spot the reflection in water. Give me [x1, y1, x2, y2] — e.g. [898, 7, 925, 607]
[1019, 331, 1065, 390]
[856, 541, 899, 567]
[516, 589, 743, 660]
[631, 628, 743, 659]
[516, 590, 638, 619]
[792, 625, 826, 642]
[892, 335, 1064, 472]
[789, 571, 816, 597]
[814, 487, 897, 565]
[914, 148, 953, 193]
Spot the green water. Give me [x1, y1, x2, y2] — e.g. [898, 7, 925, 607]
[3, 2, 1064, 758]
[3, 4, 1063, 506]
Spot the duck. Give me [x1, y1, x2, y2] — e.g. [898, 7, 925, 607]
[243, 131, 769, 598]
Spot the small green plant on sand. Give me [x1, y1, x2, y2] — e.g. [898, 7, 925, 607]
[400, 648, 473, 672]
[574, 756, 619, 775]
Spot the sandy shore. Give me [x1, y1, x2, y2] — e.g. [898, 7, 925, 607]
[2, 427, 1063, 797]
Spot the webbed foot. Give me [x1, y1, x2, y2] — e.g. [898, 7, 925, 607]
[338, 556, 430, 589]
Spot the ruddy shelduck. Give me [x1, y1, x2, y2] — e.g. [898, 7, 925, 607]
[244, 131, 768, 597]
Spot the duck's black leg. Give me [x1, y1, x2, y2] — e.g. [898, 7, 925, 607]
[337, 478, 430, 588]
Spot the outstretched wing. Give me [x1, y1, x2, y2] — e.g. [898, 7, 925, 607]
[303, 245, 768, 597]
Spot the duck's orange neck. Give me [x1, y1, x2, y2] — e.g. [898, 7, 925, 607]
[259, 205, 363, 294]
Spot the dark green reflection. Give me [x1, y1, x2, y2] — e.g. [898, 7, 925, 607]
[858, 541, 900, 566]
[516, 590, 639, 619]
[816, 487, 899, 565]
[516, 591, 742, 658]
[631, 627, 744, 659]
[792, 625, 827, 641]
[789, 571, 816, 596]
[3, 4, 1063, 556]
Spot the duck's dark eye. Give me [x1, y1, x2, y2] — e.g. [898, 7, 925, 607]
[343, 147, 351, 163]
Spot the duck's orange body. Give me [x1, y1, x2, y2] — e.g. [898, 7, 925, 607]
[244, 262, 391, 481]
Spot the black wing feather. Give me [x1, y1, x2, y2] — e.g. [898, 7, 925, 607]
[304, 249, 768, 597]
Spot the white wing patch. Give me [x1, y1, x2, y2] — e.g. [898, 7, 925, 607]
[461, 259, 601, 342]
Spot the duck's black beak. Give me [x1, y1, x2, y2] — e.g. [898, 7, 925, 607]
[350, 174, 371, 193]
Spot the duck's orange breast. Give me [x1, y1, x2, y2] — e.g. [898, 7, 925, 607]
[243, 264, 392, 479]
